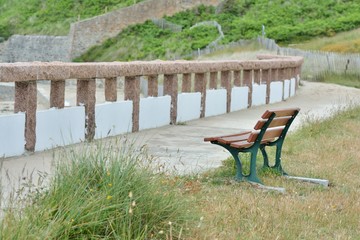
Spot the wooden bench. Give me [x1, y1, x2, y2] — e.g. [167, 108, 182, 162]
[204, 108, 300, 184]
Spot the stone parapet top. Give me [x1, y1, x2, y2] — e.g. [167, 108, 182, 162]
[0, 55, 304, 82]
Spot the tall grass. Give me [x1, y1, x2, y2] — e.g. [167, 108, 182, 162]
[0, 138, 195, 239]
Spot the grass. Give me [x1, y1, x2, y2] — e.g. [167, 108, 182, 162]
[1, 105, 360, 239]
[291, 27, 360, 53]
[0, 0, 145, 37]
[315, 73, 360, 89]
[188, 105, 360, 239]
[0, 138, 196, 239]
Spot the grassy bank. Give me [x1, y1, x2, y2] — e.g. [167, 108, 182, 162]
[75, 0, 360, 62]
[315, 73, 360, 89]
[0, 0, 145, 37]
[291, 28, 360, 53]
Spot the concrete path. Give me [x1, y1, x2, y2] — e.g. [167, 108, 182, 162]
[1, 81, 360, 202]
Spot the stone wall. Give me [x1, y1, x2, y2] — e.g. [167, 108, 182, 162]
[0, 0, 222, 62]
[3, 35, 71, 62]
[69, 0, 221, 59]
[0, 41, 8, 62]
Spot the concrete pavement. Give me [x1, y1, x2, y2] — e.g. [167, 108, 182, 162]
[1, 81, 360, 202]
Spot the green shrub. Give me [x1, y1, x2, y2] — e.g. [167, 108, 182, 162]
[0, 139, 194, 239]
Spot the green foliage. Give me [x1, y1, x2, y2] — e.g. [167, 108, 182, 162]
[76, 1, 360, 62]
[0, 0, 145, 36]
[0, 139, 194, 239]
[2, 0, 360, 59]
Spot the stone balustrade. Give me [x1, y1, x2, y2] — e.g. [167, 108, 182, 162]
[0, 55, 303, 155]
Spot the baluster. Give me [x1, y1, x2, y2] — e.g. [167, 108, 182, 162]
[194, 73, 206, 118]
[77, 79, 96, 140]
[15, 81, 37, 151]
[164, 74, 178, 124]
[105, 77, 117, 102]
[243, 70, 253, 108]
[124, 76, 140, 132]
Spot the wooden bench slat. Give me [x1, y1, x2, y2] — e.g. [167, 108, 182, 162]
[230, 140, 253, 149]
[217, 132, 252, 144]
[254, 116, 292, 130]
[204, 131, 252, 142]
[261, 108, 300, 119]
[247, 127, 284, 143]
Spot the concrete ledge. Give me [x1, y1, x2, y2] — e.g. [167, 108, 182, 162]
[0, 56, 304, 82]
[285, 176, 329, 187]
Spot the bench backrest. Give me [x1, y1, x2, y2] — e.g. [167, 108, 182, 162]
[247, 108, 300, 144]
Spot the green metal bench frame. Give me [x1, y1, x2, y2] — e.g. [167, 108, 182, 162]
[204, 108, 300, 185]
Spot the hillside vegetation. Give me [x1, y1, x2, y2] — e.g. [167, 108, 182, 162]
[292, 28, 360, 53]
[0, 0, 145, 38]
[75, 0, 360, 62]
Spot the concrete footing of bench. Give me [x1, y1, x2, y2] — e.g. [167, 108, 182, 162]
[250, 183, 286, 194]
[285, 176, 329, 187]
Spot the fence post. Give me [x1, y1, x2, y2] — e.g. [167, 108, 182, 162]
[124, 76, 140, 132]
[164, 74, 178, 124]
[195, 73, 206, 118]
[77, 79, 96, 140]
[209, 72, 217, 89]
[254, 69, 261, 85]
[233, 70, 241, 87]
[221, 71, 231, 113]
[14, 81, 37, 151]
[50, 80, 65, 108]
[182, 73, 191, 93]
[243, 70, 252, 108]
[148, 75, 158, 97]
[105, 77, 117, 102]
[262, 69, 271, 104]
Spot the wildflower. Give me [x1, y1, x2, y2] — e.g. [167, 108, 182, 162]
[107, 195, 113, 200]
[106, 170, 111, 176]
[129, 191, 133, 198]
[159, 230, 164, 235]
[132, 201, 136, 207]
[129, 207, 133, 215]
[168, 221, 172, 225]
[108, 183, 112, 187]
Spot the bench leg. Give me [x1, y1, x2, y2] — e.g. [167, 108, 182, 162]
[260, 145, 270, 168]
[246, 149, 262, 184]
[228, 149, 243, 181]
[274, 142, 287, 175]
[260, 144, 287, 175]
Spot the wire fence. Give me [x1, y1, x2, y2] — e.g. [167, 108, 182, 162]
[151, 19, 182, 32]
[177, 36, 360, 79]
[258, 37, 360, 79]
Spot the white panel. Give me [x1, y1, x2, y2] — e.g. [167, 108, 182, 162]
[177, 92, 201, 122]
[252, 84, 267, 106]
[35, 107, 85, 151]
[95, 101, 133, 139]
[284, 80, 290, 99]
[290, 78, 296, 97]
[0, 113, 25, 157]
[230, 86, 248, 111]
[270, 82, 283, 104]
[205, 89, 227, 117]
[139, 96, 171, 130]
